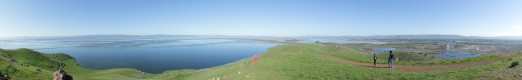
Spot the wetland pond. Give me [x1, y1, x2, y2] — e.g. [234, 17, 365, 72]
[372, 48, 397, 53]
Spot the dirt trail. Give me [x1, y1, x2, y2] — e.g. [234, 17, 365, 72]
[318, 54, 505, 71]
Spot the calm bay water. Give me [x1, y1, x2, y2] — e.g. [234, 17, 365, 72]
[0, 37, 275, 73]
[436, 52, 481, 59]
[372, 48, 397, 53]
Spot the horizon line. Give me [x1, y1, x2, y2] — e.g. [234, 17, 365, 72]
[1, 34, 521, 38]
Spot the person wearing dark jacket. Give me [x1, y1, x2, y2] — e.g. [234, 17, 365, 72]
[373, 53, 377, 67]
[388, 51, 394, 68]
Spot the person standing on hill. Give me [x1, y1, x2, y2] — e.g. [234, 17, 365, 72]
[388, 51, 394, 68]
[373, 53, 377, 67]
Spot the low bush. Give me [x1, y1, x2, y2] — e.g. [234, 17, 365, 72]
[509, 61, 519, 68]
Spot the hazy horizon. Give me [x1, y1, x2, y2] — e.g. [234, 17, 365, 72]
[1, 0, 521, 37]
[1, 34, 522, 38]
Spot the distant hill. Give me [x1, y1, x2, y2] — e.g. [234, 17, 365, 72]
[490, 36, 522, 40]
[363, 35, 487, 40]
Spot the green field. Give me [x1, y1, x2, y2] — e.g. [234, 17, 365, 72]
[1, 44, 521, 80]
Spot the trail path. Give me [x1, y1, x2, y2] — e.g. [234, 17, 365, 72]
[318, 54, 505, 71]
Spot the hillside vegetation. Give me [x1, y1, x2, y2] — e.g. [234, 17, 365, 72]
[1, 44, 521, 80]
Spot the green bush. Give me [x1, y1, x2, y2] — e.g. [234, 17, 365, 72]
[509, 61, 519, 68]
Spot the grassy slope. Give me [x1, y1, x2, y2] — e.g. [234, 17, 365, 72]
[323, 44, 520, 65]
[175, 44, 522, 80]
[0, 48, 151, 80]
[482, 56, 522, 79]
[1, 44, 521, 80]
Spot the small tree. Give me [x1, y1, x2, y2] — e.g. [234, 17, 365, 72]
[315, 41, 320, 43]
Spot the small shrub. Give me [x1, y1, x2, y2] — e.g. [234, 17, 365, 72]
[509, 61, 519, 68]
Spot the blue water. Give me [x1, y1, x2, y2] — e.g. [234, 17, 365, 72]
[436, 52, 481, 59]
[437, 44, 481, 59]
[0, 38, 275, 73]
[372, 48, 397, 53]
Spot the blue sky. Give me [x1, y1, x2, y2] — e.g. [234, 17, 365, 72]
[1, 0, 521, 37]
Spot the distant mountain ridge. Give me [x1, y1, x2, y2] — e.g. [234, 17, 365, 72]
[363, 35, 486, 40]
[302, 35, 522, 40]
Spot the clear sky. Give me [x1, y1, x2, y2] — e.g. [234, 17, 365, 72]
[1, 0, 521, 37]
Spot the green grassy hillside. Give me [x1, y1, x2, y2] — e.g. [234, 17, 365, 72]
[1, 44, 521, 80]
[0, 48, 152, 80]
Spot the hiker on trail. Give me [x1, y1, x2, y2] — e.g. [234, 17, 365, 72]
[388, 51, 394, 68]
[373, 53, 377, 67]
